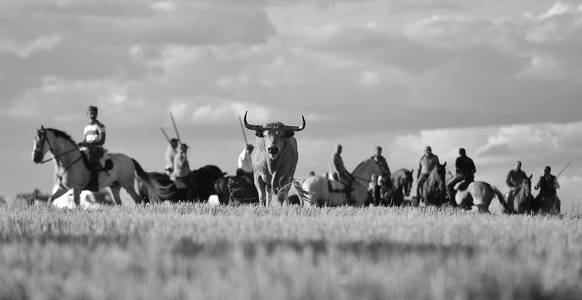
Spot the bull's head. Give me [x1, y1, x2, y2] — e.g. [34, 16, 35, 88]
[244, 111, 305, 159]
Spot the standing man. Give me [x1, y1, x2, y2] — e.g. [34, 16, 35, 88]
[506, 161, 528, 199]
[371, 146, 391, 178]
[80, 105, 106, 191]
[416, 146, 440, 198]
[165, 138, 179, 175]
[446, 148, 476, 203]
[534, 166, 560, 203]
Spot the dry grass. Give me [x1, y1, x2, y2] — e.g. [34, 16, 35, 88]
[1, 202, 581, 300]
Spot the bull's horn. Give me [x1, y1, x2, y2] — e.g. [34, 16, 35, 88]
[286, 115, 306, 131]
[243, 111, 264, 131]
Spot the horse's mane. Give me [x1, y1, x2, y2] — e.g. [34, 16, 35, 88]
[46, 128, 78, 147]
[352, 158, 373, 175]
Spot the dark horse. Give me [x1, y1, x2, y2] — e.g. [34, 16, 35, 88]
[138, 165, 225, 203]
[379, 168, 414, 206]
[417, 163, 447, 206]
[214, 171, 259, 205]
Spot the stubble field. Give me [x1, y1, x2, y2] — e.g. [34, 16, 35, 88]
[1, 202, 581, 300]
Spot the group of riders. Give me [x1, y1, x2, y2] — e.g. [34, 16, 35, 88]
[330, 144, 560, 208]
[80, 105, 561, 207]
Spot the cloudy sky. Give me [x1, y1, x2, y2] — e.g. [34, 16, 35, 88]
[1, 0, 581, 211]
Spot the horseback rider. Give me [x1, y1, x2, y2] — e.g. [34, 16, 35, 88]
[416, 145, 440, 198]
[534, 166, 560, 203]
[165, 138, 179, 175]
[237, 144, 254, 177]
[447, 148, 476, 203]
[173, 143, 192, 200]
[79, 105, 107, 191]
[371, 146, 391, 178]
[330, 144, 354, 204]
[506, 161, 527, 200]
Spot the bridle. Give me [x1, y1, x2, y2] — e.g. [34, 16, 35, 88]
[35, 128, 83, 184]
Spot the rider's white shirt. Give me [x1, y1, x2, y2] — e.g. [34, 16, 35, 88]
[237, 149, 253, 173]
[83, 122, 105, 144]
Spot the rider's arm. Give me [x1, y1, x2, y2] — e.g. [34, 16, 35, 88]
[534, 178, 541, 190]
[505, 172, 512, 186]
[554, 178, 560, 189]
[97, 124, 106, 146]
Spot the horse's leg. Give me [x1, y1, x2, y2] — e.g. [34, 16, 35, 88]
[110, 183, 123, 205]
[48, 184, 67, 205]
[476, 204, 490, 213]
[72, 187, 80, 206]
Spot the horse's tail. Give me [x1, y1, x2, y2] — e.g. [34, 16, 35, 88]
[491, 185, 513, 214]
[292, 178, 311, 206]
[132, 159, 176, 203]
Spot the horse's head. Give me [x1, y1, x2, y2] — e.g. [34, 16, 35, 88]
[520, 174, 533, 197]
[32, 126, 49, 163]
[404, 169, 414, 196]
[394, 169, 414, 196]
[433, 162, 447, 191]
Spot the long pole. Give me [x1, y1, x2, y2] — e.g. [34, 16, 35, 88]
[169, 112, 182, 144]
[556, 161, 573, 178]
[160, 127, 171, 144]
[238, 116, 249, 146]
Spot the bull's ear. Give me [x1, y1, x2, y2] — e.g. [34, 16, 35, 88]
[255, 131, 264, 138]
[284, 131, 295, 138]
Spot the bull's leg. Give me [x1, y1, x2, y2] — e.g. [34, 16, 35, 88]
[255, 176, 267, 206]
[265, 184, 273, 207]
[276, 188, 290, 206]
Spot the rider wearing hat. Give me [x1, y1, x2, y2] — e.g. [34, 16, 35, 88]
[80, 105, 106, 191]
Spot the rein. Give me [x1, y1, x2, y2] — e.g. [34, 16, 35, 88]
[39, 148, 79, 164]
[37, 129, 84, 185]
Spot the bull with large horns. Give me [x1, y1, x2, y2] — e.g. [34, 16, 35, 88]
[244, 111, 306, 206]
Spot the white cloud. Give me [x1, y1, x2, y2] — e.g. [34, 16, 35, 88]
[0, 35, 63, 58]
[539, 2, 573, 20]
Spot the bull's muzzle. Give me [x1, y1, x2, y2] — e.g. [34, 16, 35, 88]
[268, 146, 279, 155]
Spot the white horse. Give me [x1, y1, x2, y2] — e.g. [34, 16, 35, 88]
[301, 158, 382, 206]
[32, 126, 169, 205]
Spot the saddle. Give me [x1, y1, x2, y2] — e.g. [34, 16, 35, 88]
[326, 174, 351, 194]
[326, 175, 354, 204]
[80, 147, 113, 192]
[80, 147, 113, 171]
